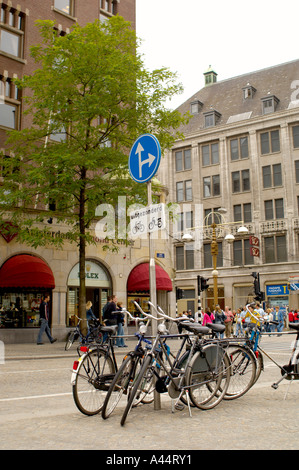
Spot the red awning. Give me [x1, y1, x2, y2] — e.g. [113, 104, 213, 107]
[127, 263, 172, 292]
[0, 255, 55, 289]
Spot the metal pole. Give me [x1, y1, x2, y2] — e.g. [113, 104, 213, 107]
[147, 180, 160, 410]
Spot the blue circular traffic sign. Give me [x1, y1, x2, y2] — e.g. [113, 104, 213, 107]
[129, 134, 161, 183]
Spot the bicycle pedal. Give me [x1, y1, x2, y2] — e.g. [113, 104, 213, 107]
[174, 402, 185, 411]
[271, 383, 279, 390]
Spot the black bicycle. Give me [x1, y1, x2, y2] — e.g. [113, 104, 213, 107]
[101, 310, 156, 420]
[71, 324, 118, 415]
[65, 315, 103, 351]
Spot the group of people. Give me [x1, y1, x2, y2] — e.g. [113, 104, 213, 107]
[177, 302, 292, 338]
[86, 294, 127, 347]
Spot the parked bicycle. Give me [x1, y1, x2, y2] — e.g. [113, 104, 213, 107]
[120, 302, 231, 426]
[71, 324, 118, 415]
[101, 309, 158, 420]
[65, 315, 103, 351]
[242, 303, 299, 393]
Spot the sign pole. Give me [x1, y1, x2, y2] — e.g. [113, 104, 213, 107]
[147, 180, 161, 411]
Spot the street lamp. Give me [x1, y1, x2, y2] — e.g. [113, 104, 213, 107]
[183, 210, 249, 309]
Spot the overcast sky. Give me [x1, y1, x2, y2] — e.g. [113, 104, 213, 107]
[136, 0, 299, 109]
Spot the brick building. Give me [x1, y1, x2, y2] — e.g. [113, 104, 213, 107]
[158, 60, 299, 314]
[0, 1, 174, 343]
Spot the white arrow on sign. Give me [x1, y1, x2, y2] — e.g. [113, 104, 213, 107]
[136, 142, 156, 178]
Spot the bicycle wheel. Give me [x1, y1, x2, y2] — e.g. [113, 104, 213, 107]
[131, 357, 155, 406]
[65, 330, 76, 350]
[186, 344, 230, 410]
[121, 354, 152, 426]
[224, 345, 256, 399]
[72, 347, 115, 416]
[102, 355, 135, 419]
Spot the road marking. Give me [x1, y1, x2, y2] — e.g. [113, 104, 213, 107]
[0, 392, 73, 402]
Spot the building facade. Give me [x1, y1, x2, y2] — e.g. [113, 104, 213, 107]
[0, 0, 175, 343]
[158, 60, 299, 314]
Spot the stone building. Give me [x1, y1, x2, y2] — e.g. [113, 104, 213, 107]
[158, 60, 299, 314]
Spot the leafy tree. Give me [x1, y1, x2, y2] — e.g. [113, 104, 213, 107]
[0, 16, 189, 323]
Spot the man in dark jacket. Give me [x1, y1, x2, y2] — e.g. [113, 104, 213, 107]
[103, 295, 117, 326]
[37, 294, 57, 345]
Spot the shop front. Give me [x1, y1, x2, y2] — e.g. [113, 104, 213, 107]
[0, 254, 55, 342]
[266, 284, 289, 308]
[127, 262, 173, 323]
[66, 259, 112, 326]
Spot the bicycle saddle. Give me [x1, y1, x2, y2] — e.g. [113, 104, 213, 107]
[101, 325, 117, 334]
[289, 322, 299, 331]
[180, 322, 210, 335]
[206, 322, 225, 333]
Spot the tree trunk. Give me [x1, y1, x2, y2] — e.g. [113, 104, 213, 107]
[78, 175, 87, 335]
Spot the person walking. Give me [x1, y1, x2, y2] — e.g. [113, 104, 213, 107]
[234, 308, 244, 337]
[116, 301, 127, 347]
[202, 307, 215, 326]
[214, 304, 225, 338]
[37, 294, 57, 345]
[224, 306, 234, 337]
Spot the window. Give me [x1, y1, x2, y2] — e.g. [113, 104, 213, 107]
[293, 125, 299, 149]
[260, 130, 280, 154]
[203, 175, 220, 198]
[230, 136, 249, 160]
[0, 77, 20, 129]
[243, 85, 256, 100]
[54, 0, 72, 15]
[175, 148, 191, 171]
[233, 239, 254, 266]
[264, 199, 284, 220]
[176, 180, 192, 202]
[264, 235, 287, 263]
[203, 242, 223, 268]
[177, 211, 193, 232]
[262, 164, 282, 188]
[190, 100, 203, 114]
[176, 244, 194, 270]
[233, 203, 252, 223]
[0, 5, 24, 59]
[201, 142, 219, 166]
[232, 170, 250, 193]
[261, 95, 279, 115]
[203, 110, 221, 128]
[295, 161, 299, 183]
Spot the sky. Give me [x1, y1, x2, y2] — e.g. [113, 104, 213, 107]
[136, 0, 299, 109]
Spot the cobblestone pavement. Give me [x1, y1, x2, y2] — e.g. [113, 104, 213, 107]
[0, 334, 299, 451]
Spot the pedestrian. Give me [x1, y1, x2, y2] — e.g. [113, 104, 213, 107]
[269, 308, 275, 335]
[277, 305, 285, 335]
[224, 306, 234, 337]
[37, 294, 57, 345]
[202, 307, 215, 326]
[234, 308, 244, 337]
[214, 304, 225, 338]
[86, 301, 99, 340]
[263, 308, 270, 333]
[294, 310, 298, 323]
[116, 301, 127, 347]
[288, 310, 294, 324]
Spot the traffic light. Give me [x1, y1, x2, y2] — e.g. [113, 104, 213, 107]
[251, 272, 265, 302]
[176, 288, 184, 300]
[198, 275, 209, 292]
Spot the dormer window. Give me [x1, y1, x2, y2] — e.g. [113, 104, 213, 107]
[190, 100, 203, 114]
[203, 109, 221, 128]
[261, 94, 279, 115]
[243, 83, 256, 100]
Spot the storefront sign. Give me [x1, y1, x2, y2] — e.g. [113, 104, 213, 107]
[67, 261, 110, 287]
[266, 284, 289, 296]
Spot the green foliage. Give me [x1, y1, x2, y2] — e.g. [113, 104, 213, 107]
[0, 16, 190, 248]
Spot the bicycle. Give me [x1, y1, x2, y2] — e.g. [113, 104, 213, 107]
[71, 324, 118, 415]
[120, 302, 231, 426]
[242, 303, 299, 394]
[65, 315, 103, 351]
[101, 309, 158, 420]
